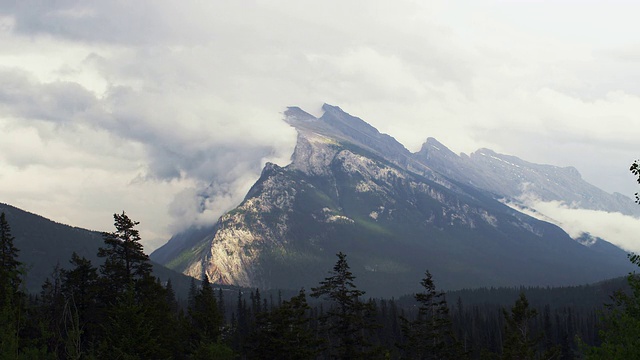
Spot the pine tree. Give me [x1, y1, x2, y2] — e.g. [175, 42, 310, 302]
[37, 265, 67, 357]
[97, 284, 159, 359]
[401, 270, 465, 360]
[97, 211, 153, 300]
[0, 212, 22, 304]
[189, 275, 223, 344]
[0, 212, 25, 359]
[61, 252, 99, 342]
[311, 252, 380, 359]
[587, 161, 640, 358]
[95, 212, 174, 359]
[501, 292, 538, 360]
[249, 289, 322, 360]
[584, 255, 640, 359]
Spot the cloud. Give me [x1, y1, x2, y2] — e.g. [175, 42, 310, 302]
[1, 0, 640, 252]
[511, 196, 640, 254]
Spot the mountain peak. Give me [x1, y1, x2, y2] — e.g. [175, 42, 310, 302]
[321, 103, 341, 112]
[418, 138, 458, 159]
[152, 104, 636, 297]
[284, 106, 317, 123]
[285, 105, 416, 171]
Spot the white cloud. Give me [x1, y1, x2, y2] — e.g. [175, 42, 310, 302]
[511, 197, 640, 254]
[0, 0, 639, 251]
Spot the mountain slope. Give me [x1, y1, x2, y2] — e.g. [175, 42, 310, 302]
[416, 137, 640, 216]
[0, 203, 195, 296]
[152, 105, 633, 297]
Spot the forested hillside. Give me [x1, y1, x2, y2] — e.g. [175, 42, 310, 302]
[1, 210, 636, 359]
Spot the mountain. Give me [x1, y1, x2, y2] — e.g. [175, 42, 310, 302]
[415, 137, 640, 216]
[152, 104, 634, 297]
[0, 203, 195, 296]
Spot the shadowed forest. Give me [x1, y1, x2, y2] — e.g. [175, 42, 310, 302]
[2, 209, 639, 359]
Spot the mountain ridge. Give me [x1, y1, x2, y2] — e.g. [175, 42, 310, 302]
[152, 104, 635, 297]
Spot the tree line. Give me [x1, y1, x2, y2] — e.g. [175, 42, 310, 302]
[1, 209, 639, 359]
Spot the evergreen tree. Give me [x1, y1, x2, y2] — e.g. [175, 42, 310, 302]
[95, 212, 174, 359]
[401, 270, 465, 360]
[61, 251, 99, 348]
[231, 289, 250, 354]
[584, 255, 640, 359]
[97, 211, 153, 301]
[218, 287, 226, 323]
[584, 163, 640, 359]
[189, 275, 223, 344]
[165, 278, 179, 314]
[0, 212, 23, 304]
[188, 277, 198, 311]
[501, 292, 538, 360]
[97, 284, 160, 359]
[0, 212, 26, 358]
[37, 265, 67, 357]
[248, 289, 322, 360]
[311, 252, 380, 359]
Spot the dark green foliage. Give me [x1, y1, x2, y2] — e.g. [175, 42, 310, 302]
[248, 289, 322, 359]
[188, 275, 223, 345]
[631, 159, 640, 203]
[0, 212, 22, 299]
[98, 212, 153, 300]
[584, 254, 640, 359]
[500, 293, 539, 360]
[61, 251, 100, 351]
[311, 252, 381, 359]
[2, 202, 635, 360]
[0, 211, 26, 359]
[401, 270, 465, 360]
[190, 341, 234, 360]
[582, 162, 640, 358]
[97, 284, 160, 359]
[92, 214, 172, 359]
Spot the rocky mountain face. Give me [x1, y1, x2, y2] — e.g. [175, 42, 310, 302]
[151, 105, 635, 297]
[416, 138, 640, 216]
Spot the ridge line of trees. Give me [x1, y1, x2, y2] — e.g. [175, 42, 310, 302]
[0, 212, 620, 359]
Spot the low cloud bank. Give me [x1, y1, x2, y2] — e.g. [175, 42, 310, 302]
[509, 196, 640, 254]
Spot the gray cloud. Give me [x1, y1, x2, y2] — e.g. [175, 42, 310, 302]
[1, 1, 640, 250]
[0, 69, 97, 123]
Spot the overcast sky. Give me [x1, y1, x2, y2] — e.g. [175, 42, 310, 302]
[1, 1, 640, 252]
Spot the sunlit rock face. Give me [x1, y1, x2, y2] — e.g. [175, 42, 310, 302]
[152, 105, 634, 297]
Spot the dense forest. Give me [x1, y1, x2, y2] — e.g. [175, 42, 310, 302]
[1, 210, 639, 359]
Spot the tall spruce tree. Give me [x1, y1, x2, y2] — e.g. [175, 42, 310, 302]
[248, 289, 322, 360]
[0, 212, 22, 304]
[0, 212, 25, 358]
[189, 275, 223, 345]
[311, 252, 380, 359]
[401, 270, 465, 360]
[501, 292, 538, 360]
[582, 161, 640, 359]
[61, 253, 99, 325]
[584, 254, 640, 359]
[97, 211, 153, 300]
[95, 212, 172, 359]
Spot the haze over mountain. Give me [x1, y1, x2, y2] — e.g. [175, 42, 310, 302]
[152, 105, 635, 297]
